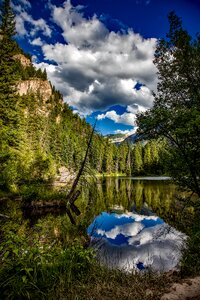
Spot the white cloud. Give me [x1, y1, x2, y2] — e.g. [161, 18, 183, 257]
[22, 11, 52, 37]
[31, 37, 44, 46]
[52, 0, 108, 47]
[33, 61, 57, 74]
[97, 110, 137, 126]
[96, 102, 148, 127]
[32, 0, 157, 118]
[98, 222, 144, 240]
[15, 14, 27, 36]
[13, 4, 52, 38]
[114, 128, 137, 135]
[114, 212, 159, 222]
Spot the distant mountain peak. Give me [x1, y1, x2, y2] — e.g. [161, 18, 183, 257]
[107, 133, 129, 144]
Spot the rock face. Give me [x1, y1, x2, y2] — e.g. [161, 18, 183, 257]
[13, 54, 32, 67]
[17, 79, 52, 102]
[54, 166, 75, 187]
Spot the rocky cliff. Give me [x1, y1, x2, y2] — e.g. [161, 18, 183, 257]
[13, 54, 32, 67]
[14, 54, 64, 119]
[17, 79, 52, 102]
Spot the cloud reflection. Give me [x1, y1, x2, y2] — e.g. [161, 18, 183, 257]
[88, 212, 187, 272]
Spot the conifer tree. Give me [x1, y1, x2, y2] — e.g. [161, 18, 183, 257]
[132, 143, 143, 175]
[0, 0, 22, 187]
[0, 0, 16, 38]
[137, 12, 200, 196]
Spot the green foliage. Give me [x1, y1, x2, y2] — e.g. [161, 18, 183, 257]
[0, 0, 15, 38]
[181, 219, 200, 276]
[19, 65, 48, 80]
[0, 2, 23, 188]
[0, 0, 167, 190]
[0, 222, 95, 299]
[132, 142, 143, 175]
[137, 12, 200, 195]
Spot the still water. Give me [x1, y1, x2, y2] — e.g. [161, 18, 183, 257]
[0, 177, 188, 273]
[86, 177, 187, 273]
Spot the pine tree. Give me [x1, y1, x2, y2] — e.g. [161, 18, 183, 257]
[0, 0, 22, 187]
[132, 143, 143, 175]
[143, 143, 151, 174]
[137, 12, 200, 196]
[0, 0, 16, 38]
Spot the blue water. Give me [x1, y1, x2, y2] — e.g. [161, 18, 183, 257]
[87, 211, 164, 246]
[87, 210, 186, 272]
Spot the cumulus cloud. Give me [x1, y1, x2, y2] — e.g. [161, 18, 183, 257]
[96, 101, 148, 127]
[114, 128, 137, 135]
[97, 222, 144, 240]
[30, 37, 44, 46]
[97, 110, 136, 126]
[13, 3, 52, 37]
[52, 1, 108, 47]
[32, 0, 157, 118]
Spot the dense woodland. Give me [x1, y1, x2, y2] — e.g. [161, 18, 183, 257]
[0, 1, 200, 300]
[0, 1, 166, 191]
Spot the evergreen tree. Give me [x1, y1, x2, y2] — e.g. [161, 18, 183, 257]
[132, 143, 143, 175]
[125, 146, 131, 176]
[0, 0, 16, 38]
[143, 143, 151, 174]
[0, 0, 22, 187]
[137, 12, 200, 196]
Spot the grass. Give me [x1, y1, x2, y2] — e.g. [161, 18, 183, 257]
[1, 187, 200, 299]
[0, 207, 175, 300]
[0, 251, 175, 300]
[60, 267, 174, 300]
[180, 209, 200, 277]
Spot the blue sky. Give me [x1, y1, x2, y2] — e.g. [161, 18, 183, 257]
[11, 0, 200, 135]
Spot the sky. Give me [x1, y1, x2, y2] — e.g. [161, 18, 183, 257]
[11, 0, 200, 135]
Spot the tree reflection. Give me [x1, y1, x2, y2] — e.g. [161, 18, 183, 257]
[83, 177, 179, 225]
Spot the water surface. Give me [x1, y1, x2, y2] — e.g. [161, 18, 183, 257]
[87, 177, 186, 272]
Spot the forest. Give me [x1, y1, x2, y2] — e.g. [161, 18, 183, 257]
[0, 0, 166, 191]
[0, 1, 200, 299]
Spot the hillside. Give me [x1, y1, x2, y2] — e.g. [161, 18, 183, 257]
[1, 48, 166, 189]
[0, 38, 132, 188]
[0, 27, 166, 190]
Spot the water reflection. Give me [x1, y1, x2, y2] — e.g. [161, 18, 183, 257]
[86, 177, 187, 273]
[84, 177, 177, 222]
[88, 210, 186, 273]
[0, 177, 189, 275]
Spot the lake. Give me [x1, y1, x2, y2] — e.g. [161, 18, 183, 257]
[0, 176, 188, 273]
[85, 176, 187, 273]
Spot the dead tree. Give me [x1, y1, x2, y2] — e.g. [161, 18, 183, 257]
[65, 121, 96, 224]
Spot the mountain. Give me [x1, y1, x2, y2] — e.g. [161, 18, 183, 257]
[107, 133, 141, 145]
[0, 40, 132, 188]
[107, 133, 129, 144]
[124, 133, 139, 144]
